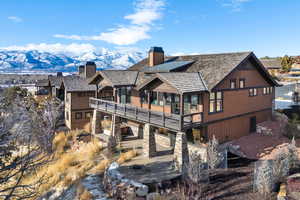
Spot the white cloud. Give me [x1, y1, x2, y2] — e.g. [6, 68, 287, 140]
[54, 0, 165, 45]
[8, 16, 23, 23]
[0, 43, 97, 56]
[220, 0, 252, 11]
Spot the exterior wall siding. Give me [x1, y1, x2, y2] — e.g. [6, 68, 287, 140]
[206, 109, 271, 143]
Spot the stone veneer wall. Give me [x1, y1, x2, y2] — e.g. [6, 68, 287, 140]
[143, 123, 156, 157]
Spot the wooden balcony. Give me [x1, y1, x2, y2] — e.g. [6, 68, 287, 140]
[89, 98, 203, 131]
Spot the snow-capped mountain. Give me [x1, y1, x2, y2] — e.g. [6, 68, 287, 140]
[0, 48, 145, 73]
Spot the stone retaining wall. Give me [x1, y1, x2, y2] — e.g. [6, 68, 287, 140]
[103, 162, 149, 198]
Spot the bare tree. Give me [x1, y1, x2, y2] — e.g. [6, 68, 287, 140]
[182, 152, 209, 199]
[207, 135, 223, 170]
[0, 87, 61, 199]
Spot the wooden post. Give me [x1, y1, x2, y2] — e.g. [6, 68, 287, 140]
[147, 90, 151, 110]
[179, 94, 184, 131]
[135, 107, 138, 119]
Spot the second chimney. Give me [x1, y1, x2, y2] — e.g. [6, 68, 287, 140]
[84, 61, 96, 79]
[148, 47, 164, 67]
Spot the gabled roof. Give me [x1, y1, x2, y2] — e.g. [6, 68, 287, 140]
[137, 72, 207, 94]
[62, 76, 96, 92]
[129, 52, 279, 90]
[89, 70, 139, 87]
[140, 61, 194, 72]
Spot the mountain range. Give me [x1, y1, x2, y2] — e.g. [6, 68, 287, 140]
[0, 48, 145, 73]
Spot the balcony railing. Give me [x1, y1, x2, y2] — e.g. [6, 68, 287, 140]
[89, 97, 203, 131]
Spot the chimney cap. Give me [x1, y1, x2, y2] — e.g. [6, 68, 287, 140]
[149, 47, 164, 53]
[57, 72, 63, 77]
[86, 61, 96, 65]
[79, 65, 84, 68]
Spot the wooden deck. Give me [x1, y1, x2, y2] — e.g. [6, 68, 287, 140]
[89, 98, 203, 131]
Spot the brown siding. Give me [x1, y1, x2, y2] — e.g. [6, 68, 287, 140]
[217, 60, 270, 89]
[206, 109, 271, 143]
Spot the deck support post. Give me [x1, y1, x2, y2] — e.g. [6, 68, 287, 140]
[143, 123, 156, 158]
[174, 131, 189, 173]
[91, 109, 102, 135]
[111, 114, 121, 143]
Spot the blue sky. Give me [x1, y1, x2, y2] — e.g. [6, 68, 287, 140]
[1, 0, 300, 57]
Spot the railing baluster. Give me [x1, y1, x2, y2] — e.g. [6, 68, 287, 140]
[124, 104, 126, 116]
[135, 107, 137, 119]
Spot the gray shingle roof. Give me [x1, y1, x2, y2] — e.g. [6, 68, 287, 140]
[129, 51, 279, 90]
[137, 72, 207, 93]
[95, 70, 139, 86]
[157, 72, 207, 93]
[140, 61, 194, 72]
[62, 76, 96, 92]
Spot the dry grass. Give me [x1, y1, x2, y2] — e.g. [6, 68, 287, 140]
[90, 159, 110, 174]
[20, 130, 104, 198]
[117, 150, 138, 164]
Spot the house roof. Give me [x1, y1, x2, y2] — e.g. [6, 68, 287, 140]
[35, 79, 50, 87]
[62, 76, 96, 92]
[137, 72, 208, 94]
[130, 51, 279, 90]
[260, 59, 282, 69]
[89, 70, 139, 87]
[140, 61, 194, 72]
[48, 75, 63, 88]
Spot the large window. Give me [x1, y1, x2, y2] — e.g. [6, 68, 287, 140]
[150, 91, 164, 106]
[249, 88, 258, 96]
[119, 87, 131, 104]
[184, 94, 200, 114]
[140, 90, 148, 104]
[230, 79, 236, 89]
[209, 92, 223, 113]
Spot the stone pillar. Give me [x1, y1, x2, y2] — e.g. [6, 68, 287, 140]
[111, 114, 122, 142]
[91, 109, 101, 135]
[174, 131, 189, 172]
[143, 123, 156, 158]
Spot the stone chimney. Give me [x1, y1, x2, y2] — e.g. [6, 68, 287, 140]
[78, 65, 85, 77]
[148, 47, 164, 67]
[57, 72, 63, 77]
[84, 61, 96, 79]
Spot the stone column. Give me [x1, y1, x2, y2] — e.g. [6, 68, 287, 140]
[111, 114, 122, 142]
[174, 131, 189, 172]
[91, 109, 101, 135]
[143, 123, 156, 158]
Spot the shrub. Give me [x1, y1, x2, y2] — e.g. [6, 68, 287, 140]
[284, 122, 300, 139]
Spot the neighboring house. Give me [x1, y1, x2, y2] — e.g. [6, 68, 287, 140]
[88, 47, 279, 145]
[289, 63, 300, 78]
[62, 75, 96, 130]
[35, 62, 98, 131]
[260, 58, 281, 76]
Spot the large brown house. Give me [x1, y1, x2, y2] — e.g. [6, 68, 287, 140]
[88, 47, 279, 146]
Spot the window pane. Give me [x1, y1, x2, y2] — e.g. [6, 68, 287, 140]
[239, 80, 245, 88]
[210, 93, 215, 100]
[166, 93, 171, 105]
[191, 95, 198, 105]
[158, 92, 164, 106]
[209, 101, 215, 113]
[254, 88, 257, 96]
[230, 80, 236, 89]
[217, 92, 222, 99]
[216, 100, 222, 111]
